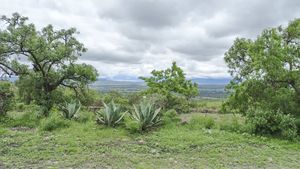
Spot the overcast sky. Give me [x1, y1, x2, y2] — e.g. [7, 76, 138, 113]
[1, 0, 299, 79]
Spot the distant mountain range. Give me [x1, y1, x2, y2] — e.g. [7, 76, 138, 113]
[97, 76, 231, 85]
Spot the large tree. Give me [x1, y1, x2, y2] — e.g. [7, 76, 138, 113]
[223, 18, 300, 116]
[0, 13, 98, 115]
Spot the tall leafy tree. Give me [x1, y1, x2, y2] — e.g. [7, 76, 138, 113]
[0, 13, 98, 115]
[223, 18, 300, 116]
[140, 62, 199, 99]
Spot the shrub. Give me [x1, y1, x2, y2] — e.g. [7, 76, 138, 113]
[162, 109, 180, 126]
[246, 108, 297, 140]
[0, 81, 14, 116]
[131, 101, 162, 131]
[167, 95, 191, 114]
[39, 113, 70, 131]
[188, 116, 215, 129]
[124, 115, 140, 133]
[59, 100, 81, 120]
[96, 100, 126, 127]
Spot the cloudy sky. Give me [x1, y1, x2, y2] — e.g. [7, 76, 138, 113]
[1, 0, 299, 79]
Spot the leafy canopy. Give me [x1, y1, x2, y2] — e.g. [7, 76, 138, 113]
[140, 62, 199, 99]
[223, 18, 300, 116]
[0, 13, 98, 115]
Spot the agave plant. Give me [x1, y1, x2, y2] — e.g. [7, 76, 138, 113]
[96, 100, 126, 127]
[60, 100, 81, 120]
[131, 101, 161, 131]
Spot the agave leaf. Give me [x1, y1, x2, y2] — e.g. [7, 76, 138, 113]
[96, 100, 125, 127]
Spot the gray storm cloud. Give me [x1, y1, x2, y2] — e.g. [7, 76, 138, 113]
[0, 0, 299, 78]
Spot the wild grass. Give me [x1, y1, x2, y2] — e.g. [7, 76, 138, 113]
[0, 107, 300, 168]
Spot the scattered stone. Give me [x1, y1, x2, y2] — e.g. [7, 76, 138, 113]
[137, 139, 145, 145]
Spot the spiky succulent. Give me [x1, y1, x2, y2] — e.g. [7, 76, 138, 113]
[131, 101, 161, 131]
[60, 100, 81, 120]
[96, 100, 126, 127]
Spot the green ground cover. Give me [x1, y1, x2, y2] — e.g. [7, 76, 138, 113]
[1, 111, 299, 169]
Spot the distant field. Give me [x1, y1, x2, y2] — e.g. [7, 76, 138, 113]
[90, 79, 229, 99]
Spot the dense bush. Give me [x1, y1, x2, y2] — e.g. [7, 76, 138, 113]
[246, 108, 297, 139]
[0, 81, 14, 116]
[39, 113, 70, 131]
[96, 101, 126, 127]
[131, 101, 162, 131]
[188, 116, 215, 129]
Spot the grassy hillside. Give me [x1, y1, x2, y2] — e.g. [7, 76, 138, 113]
[1, 112, 299, 169]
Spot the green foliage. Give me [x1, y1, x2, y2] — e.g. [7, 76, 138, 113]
[295, 118, 300, 135]
[223, 18, 300, 117]
[127, 92, 144, 106]
[39, 113, 70, 131]
[0, 81, 14, 116]
[102, 91, 130, 109]
[131, 101, 162, 131]
[62, 88, 101, 107]
[75, 110, 95, 123]
[15, 102, 25, 112]
[140, 62, 199, 99]
[246, 108, 297, 140]
[0, 13, 98, 116]
[10, 111, 40, 128]
[124, 115, 140, 133]
[219, 116, 244, 132]
[188, 115, 215, 129]
[96, 100, 126, 127]
[143, 93, 191, 114]
[167, 95, 191, 114]
[162, 109, 180, 127]
[60, 100, 81, 120]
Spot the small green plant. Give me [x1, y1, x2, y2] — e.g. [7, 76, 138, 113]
[96, 100, 126, 127]
[189, 116, 215, 129]
[124, 115, 140, 133]
[39, 113, 70, 131]
[131, 101, 162, 131]
[162, 109, 180, 126]
[246, 108, 297, 140]
[60, 100, 81, 120]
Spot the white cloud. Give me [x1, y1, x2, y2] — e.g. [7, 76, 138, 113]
[1, 0, 299, 79]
